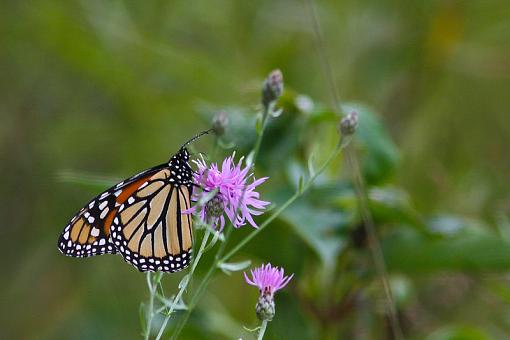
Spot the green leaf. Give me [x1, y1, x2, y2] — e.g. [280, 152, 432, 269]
[157, 294, 187, 311]
[245, 150, 255, 167]
[255, 114, 263, 135]
[384, 229, 510, 273]
[204, 230, 225, 252]
[286, 158, 308, 193]
[271, 107, 284, 118]
[427, 214, 485, 236]
[139, 302, 146, 334]
[367, 186, 427, 230]
[218, 260, 252, 275]
[307, 151, 316, 178]
[297, 175, 305, 194]
[280, 200, 346, 268]
[309, 183, 425, 231]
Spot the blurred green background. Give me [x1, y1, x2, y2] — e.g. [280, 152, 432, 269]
[1, 0, 510, 339]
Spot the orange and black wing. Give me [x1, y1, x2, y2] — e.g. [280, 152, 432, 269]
[57, 165, 166, 258]
[110, 168, 193, 272]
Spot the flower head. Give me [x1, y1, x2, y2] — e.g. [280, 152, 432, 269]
[187, 153, 270, 231]
[244, 263, 293, 296]
[244, 263, 293, 321]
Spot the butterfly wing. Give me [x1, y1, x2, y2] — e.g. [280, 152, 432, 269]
[110, 168, 194, 273]
[57, 164, 166, 258]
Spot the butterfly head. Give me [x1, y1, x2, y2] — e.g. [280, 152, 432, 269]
[177, 147, 190, 162]
[168, 130, 213, 185]
[167, 147, 193, 185]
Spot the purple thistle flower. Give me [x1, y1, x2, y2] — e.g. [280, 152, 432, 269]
[244, 263, 293, 321]
[244, 263, 293, 296]
[186, 153, 270, 231]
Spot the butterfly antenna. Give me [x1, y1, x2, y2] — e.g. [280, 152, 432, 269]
[180, 128, 214, 149]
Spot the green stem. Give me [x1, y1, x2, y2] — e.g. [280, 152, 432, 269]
[250, 104, 270, 166]
[168, 227, 233, 339]
[144, 272, 163, 340]
[154, 229, 211, 340]
[169, 240, 226, 339]
[143, 274, 155, 340]
[258, 320, 268, 340]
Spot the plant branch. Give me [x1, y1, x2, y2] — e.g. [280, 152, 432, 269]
[154, 229, 211, 340]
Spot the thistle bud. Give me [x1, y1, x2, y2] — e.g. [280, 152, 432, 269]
[339, 110, 359, 136]
[262, 69, 284, 108]
[256, 288, 275, 321]
[205, 195, 224, 220]
[212, 111, 229, 136]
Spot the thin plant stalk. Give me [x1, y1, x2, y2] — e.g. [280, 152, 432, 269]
[154, 228, 212, 340]
[169, 262, 216, 339]
[143, 272, 163, 340]
[258, 320, 268, 340]
[345, 149, 403, 339]
[250, 105, 270, 166]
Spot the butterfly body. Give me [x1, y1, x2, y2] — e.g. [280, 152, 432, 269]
[58, 147, 194, 273]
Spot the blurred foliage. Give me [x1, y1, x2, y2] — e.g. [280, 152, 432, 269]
[1, 0, 510, 339]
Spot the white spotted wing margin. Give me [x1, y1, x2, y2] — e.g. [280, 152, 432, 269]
[110, 168, 194, 273]
[57, 164, 167, 258]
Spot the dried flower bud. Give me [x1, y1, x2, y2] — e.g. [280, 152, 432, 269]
[339, 111, 359, 136]
[262, 69, 284, 108]
[256, 289, 275, 322]
[212, 111, 229, 136]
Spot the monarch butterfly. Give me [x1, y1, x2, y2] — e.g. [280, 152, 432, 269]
[57, 130, 210, 273]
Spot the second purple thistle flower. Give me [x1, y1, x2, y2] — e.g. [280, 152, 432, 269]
[186, 153, 270, 231]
